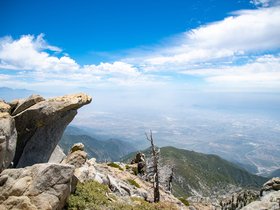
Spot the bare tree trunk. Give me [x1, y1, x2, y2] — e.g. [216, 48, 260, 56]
[145, 130, 160, 202]
[168, 167, 174, 193]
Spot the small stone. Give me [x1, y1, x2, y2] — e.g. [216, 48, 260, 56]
[70, 143, 85, 153]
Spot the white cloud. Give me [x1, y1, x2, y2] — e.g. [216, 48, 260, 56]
[83, 61, 140, 77]
[0, 35, 154, 88]
[1, 5, 280, 92]
[189, 7, 280, 51]
[141, 6, 280, 67]
[182, 54, 280, 90]
[0, 34, 79, 71]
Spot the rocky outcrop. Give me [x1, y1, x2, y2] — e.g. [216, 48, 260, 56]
[241, 190, 280, 210]
[131, 152, 146, 175]
[12, 93, 91, 168]
[219, 190, 259, 210]
[0, 101, 17, 172]
[260, 177, 280, 196]
[0, 93, 91, 210]
[61, 142, 184, 208]
[241, 177, 280, 210]
[0, 163, 75, 210]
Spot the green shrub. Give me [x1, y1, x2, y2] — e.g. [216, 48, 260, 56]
[127, 178, 140, 188]
[107, 162, 124, 171]
[178, 197, 190, 206]
[67, 180, 179, 210]
[67, 180, 112, 210]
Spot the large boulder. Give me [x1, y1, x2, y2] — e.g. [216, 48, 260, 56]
[260, 177, 280, 196]
[0, 101, 17, 172]
[0, 163, 75, 210]
[12, 93, 92, 168]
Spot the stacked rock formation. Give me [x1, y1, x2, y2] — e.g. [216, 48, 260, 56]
[0, 93, 92, 210]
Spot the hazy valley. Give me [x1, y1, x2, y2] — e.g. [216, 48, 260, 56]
[72, 102, 280, 177]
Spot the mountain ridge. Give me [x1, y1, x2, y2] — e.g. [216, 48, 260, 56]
[122, 146, 267, 197]
[59, 126, 137, 162]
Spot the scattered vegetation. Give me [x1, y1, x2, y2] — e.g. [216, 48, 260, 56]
[127, 178, 140, 188]
[132, 166, 138, 175]
[107, 162, 124, 171]
[67, 180, 179, 210]
[67, 180, 112, 210]
[178, 197, 190, 206]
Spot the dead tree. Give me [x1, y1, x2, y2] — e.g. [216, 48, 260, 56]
[145, 130, 160, 202]
[167, 167, 174, 193]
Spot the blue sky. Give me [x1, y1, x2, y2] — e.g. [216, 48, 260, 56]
[0, 0, 280, 93]
[0, 0, 255, 60]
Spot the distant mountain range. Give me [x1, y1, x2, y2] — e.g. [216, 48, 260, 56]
[0, 87, 35, 101]
[122, 146, 267, 197]
[59, 126, 138, 162]
[268, 168, 280, 178]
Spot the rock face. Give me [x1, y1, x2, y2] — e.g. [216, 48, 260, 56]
[48, 145, 66, 163]
[11, 93, 91, 168]
[0, 163, 75, 210]
[0, 101, 17, 172]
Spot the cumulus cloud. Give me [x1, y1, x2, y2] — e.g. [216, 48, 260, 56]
[1, 5, 280, 91]
[142, 6, 280, 67]
[83, 62, 140, 77]
[0, 34, 79, 71]
[182, 55, 280, 90]
[0, 35, 150, 88]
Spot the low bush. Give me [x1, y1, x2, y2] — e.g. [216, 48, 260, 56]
[107, 162, 124, 171]
[178, 197, 190, 206]
[67, 180, 179, 210]
[127, 178, 140, 188]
